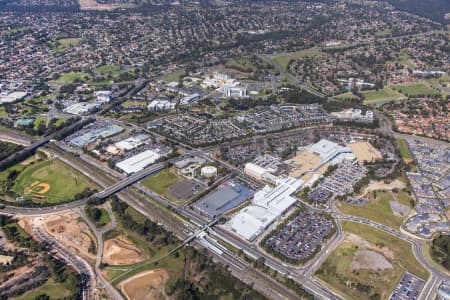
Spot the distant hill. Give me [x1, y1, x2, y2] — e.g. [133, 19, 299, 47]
[385, 0, 450, 24]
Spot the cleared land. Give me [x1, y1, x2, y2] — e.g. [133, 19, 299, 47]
[348, 141, 382, 163]
[361, 87, 404, 104]
[272, 49, 324, 70]
[338, 188, 413, 229]
[316, 222, 429, 300]
[103, 236, 145, 265]
[118, 269, 169, 300]
[44, 213, 97, 261]
[11, 158, 96, 203]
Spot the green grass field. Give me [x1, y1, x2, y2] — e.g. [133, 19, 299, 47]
[390, 83, 441, 97]
[361, 87, 404, 104]
[393, 52, 416, 68]
[338, 190, 413, 229]
[316, 221, 429, 300]
[11, 159, 96, 203]
[33, 117, 46, 131]
[272, 49, 324, 70]
[375, 28, 392, 36]
[54, 38, 82, 53]
[225, 59, 256, 72]
[97, 208, 111, 226]
[397, 138, 413, 161]
[141, 168, 182, 203]
[55, 72, 91, 84]
[161, 70, 186, 83]
[15, 278, 72, 300]
[93, 65, 122, 75]
[334, 92, 359, 100]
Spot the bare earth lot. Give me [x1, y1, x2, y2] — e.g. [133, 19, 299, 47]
[118, 269, 169, 300]
[103, 236, 145, 266]
[44, 213, 96, 261]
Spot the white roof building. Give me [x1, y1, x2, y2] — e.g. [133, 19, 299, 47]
[227, 177, 303, 241]
[115, 149, 162, 174]
[308, 139, 355, 165]
[114, 134, 150, 151]
[64, 102, 100, 115]
[0, 91, 27, 104]
[180, 93, 200, 105]
[94, 90, 111, 103]
[148, 99, 176, 111]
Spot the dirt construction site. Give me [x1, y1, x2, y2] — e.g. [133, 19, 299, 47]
[118, 269, 170, 300]
[43, 213, 97, 261]
[102, 236, 145, 265]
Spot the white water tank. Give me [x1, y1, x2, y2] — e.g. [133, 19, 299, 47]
[201, 166, 217, 178]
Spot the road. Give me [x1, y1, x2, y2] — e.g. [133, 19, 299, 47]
[32, 223, 94, 300]
[79, 207, 124, 300]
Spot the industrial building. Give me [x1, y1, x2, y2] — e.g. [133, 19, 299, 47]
[69, 124, 124, 147]
[194, 181, 254, 218]
[113, 134, 150, 152]
[115, 149, 163, 174]
[227, 177, 303, 241]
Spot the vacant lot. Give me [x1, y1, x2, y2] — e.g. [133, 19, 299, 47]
[361, 88, 404, 104]
[119, 269, 169, 300]
[316, 222, 428, 300]
[141, 168, 182, 203]
[44, 213, 97, 261]
[103, 236, 146, 266]
[12, 158, 95, 203]
[272, 49, 324, 70]
[390, 83, 440, 97]
[338, 189, 413, 229]
[348, 141, 382, 163]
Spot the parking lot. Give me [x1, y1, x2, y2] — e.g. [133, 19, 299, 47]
[264, 210, 334, 262]
[389, 272, 425, 300]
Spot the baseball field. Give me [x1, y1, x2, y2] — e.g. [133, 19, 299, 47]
[11, 158, 96, 203]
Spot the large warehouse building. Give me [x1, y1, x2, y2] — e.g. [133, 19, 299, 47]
[116, 149, 163, 174]
[226, 177, 303, 240]
[194, 181, 254, 218]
